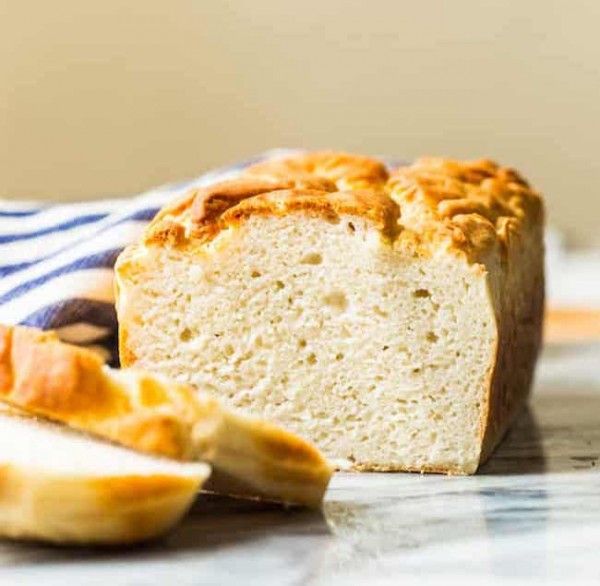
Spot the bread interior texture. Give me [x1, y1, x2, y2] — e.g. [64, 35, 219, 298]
[120, 214, 497, 473]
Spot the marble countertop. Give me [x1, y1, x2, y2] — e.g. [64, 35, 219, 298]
[1, 341, 599, 585]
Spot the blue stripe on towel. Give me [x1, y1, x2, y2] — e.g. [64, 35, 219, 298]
[0, 249, 123, 304]
[0, 207, 161, 276]
[0, 213, 107, 243]
[0, 209, 44, 218]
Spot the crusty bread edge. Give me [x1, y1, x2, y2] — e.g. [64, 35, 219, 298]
[0, 406, 208, 545]
[478, 212, 545, 467]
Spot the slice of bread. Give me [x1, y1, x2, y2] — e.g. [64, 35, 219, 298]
[0, 325, 332, 507]
[0, 404, 208, 545]
[115, 152, 545, 474]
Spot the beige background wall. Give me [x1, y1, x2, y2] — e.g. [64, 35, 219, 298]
[1, 1, 598, 245]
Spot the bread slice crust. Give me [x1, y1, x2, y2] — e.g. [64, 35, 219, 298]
[0, 405, 208, 545]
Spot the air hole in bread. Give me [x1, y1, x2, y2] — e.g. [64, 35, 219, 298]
[323, 291, 348, 311]
[300, 252, 323, 265]
[426, 332, 439, 343]
[374, 305, 389, 317]
[179, 328, 192, 342]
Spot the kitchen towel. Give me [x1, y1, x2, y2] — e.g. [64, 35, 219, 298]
[0, 150, 299, 364]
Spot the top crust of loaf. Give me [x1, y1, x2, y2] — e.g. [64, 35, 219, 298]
[140, 152, 543, 265]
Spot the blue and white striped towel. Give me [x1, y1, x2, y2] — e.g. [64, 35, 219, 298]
[0, 149, 298, 364]
[1, 149, 403, 365]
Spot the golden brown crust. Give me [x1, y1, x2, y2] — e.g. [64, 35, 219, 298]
[389, 157, 543, 261]
[0, 406, 207, 545]
[140, 151, 542, 267]
[0, 324, 197, 460]
[0, 465, 204, 546]
[246, 151, 389, 189]
[221, 188, 401, 241]
[0, 325, 118, 417]
[93, 474, 197, 503]
[478, 183, 545, 464]
[118, 324, 138, 367]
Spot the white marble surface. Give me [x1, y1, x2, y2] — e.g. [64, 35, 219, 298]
[1, 341, 599, 585]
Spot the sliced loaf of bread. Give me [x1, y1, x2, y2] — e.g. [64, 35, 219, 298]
[115, 152, 545, 474]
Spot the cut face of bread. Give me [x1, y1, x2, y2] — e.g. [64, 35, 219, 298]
[118, 216, 494, 473]
[116, 153, 545, 474]
[0, 405, 208, 545]
[0, 325, 332, 507]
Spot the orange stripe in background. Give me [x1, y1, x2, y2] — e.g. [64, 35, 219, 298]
[544, 308, 600, 344]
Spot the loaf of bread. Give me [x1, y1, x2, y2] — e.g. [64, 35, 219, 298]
[0, 403, 209, 545]
[0, 325, 331, 506]
[115, 152, 545, 474]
